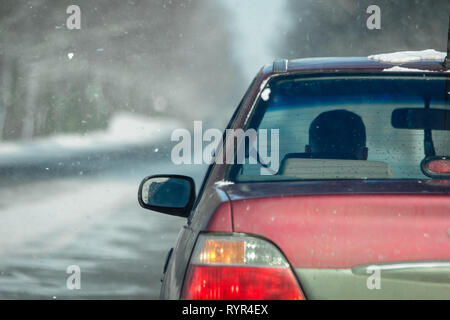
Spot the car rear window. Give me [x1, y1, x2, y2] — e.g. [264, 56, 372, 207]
[230, 74, 450, 182]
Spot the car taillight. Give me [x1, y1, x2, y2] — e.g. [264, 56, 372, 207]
[421, 157, 450, 178]
[181, 234, 304, 300]
[427, 159, 450, 174]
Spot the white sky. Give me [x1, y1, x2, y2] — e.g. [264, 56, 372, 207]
[219, 0, 288, 82]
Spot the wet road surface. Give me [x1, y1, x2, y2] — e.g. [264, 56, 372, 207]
[0, 148, 207, 299]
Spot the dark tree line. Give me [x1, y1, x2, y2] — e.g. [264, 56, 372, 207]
[0, 0, 243, 140]
[1, 0, 449, 141]
[278, 0, 450, 59]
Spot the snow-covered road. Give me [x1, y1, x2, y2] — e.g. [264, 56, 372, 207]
[0, 160, 206, 299]
[0, 114, 207, 299]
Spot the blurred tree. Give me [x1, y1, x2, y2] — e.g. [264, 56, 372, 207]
[278, 0, 450, 59]
[0, 0, 243, 140]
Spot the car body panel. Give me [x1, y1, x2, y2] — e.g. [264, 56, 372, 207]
[230, 193, 450, 268]
[295, 266, 450, 299]
[205, 200, 233, 232]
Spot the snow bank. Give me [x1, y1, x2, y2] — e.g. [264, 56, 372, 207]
[368, 49, 446, 64]
[0, 112, 181, 160]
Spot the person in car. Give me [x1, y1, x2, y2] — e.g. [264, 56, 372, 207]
[305, 109, 368, 160]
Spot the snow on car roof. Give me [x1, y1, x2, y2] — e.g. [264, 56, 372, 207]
[368, 49, 446, 65]
[382, 66, 436, 72]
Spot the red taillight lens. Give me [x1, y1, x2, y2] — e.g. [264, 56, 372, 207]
[181, 234, 305, 300]
[427, 159, 450, 174]
[182, 265, 303, 300]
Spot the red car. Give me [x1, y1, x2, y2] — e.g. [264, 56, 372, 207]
[139, 53, 450, 299]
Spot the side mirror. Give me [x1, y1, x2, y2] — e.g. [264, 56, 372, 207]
[138, 175, 195, 218]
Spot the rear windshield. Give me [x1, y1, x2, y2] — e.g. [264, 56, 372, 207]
[230, 73, 450, 182]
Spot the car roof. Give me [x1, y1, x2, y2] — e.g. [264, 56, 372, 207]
[262, 56, 448, 75]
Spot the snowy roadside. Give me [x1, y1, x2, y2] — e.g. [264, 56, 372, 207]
[0, 112, 181, 167]
[0, 167, 184, 299]
[0, 113, 182, 183]
[0, 112, 206, 298]
[0, 157, 206, 299]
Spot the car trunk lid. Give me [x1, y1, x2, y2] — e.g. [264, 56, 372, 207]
[221, 181, 450, 299]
